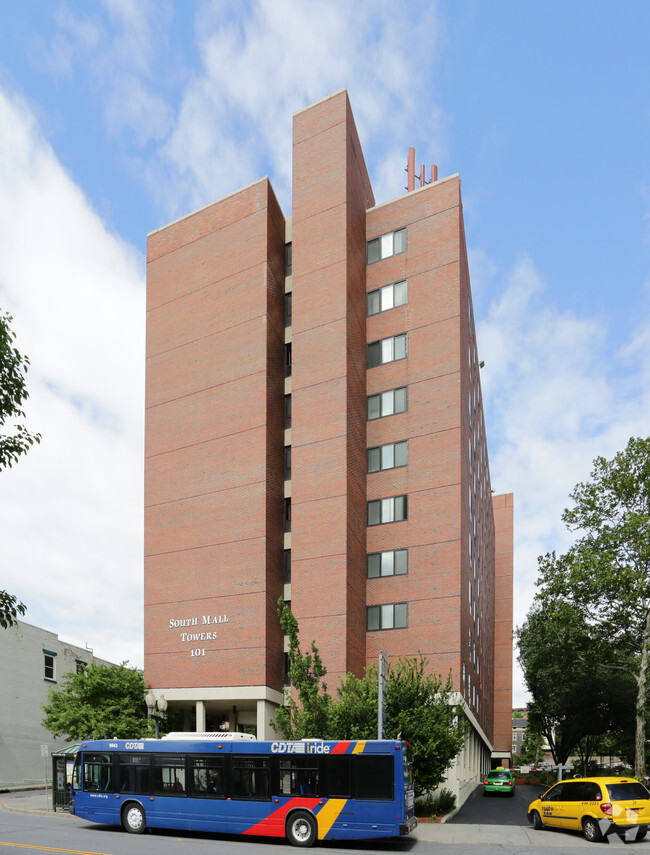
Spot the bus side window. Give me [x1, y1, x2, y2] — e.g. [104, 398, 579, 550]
[83, 754, 113, 793]
[325, 755, 351, 798]
[355, 756, 394, 800]
[232, 756, 270, 801]
[119, 754, 151, 794]
[279, 757, 319, 796]
[190, 756, 225, 798]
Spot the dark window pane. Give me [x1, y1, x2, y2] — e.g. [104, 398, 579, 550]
[394, 333, 407, 360]
[366, 238, 380, 265]
[394, 387, 407, 413]
[367, 500, 380, 526]
[356, 756, 394, 800]
[393, 228, 407, 254]
[367, 606, 380, 631]
[394, 280, 408, 307]
[367, 341, 381, 368]
[394, 495, 407, 521]
[367, 290, 380, 316]
[284, 446, 291, 479]
[394, 440, 408, 468]
[284, 550, 291, 583]
[394, 549, 408, 575]
[367, 553, 381, 579]
[285, 292, 292, 326]
[284, 394, 291, 427]
[367, 447, 381, 473]
[285, 243, 292, 276]
[284, 343, 292, 377]
[394, 603, 408, 628]
[327, 756, 351, 797]
[367, 394, 380, 420]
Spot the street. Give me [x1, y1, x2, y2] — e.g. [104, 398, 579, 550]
[3, 787, 650, 854]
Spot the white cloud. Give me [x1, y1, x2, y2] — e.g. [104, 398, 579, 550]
[476, 254, 650, 705]
[154, 0, 448, 217]
[0, 88, 145, 666]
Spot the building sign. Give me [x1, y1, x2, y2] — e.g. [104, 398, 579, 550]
[167, 614, 229, 659]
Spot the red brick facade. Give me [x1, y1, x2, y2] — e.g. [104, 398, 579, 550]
[144, 90, 513, 753]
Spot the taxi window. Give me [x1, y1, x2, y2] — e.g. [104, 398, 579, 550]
[562, 782, 588, 801]
[544, 783, 564, 801]
[607, 782, 649, 801]
[582, 782, 602, 801]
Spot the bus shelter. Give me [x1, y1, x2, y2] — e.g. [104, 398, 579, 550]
[52, 744, 79, 811]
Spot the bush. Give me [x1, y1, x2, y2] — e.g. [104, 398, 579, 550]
[416, 788, 457, 819]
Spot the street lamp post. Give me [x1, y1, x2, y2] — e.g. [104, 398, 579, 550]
[145, 691, 168, 739]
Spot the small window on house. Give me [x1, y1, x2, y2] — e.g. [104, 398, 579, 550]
[367, 334, 407, 369]
[367, 280, 408, 316]
[367, 386, 408, 420]
[367, 495, 408, 526]
[44, 650, 57, 681]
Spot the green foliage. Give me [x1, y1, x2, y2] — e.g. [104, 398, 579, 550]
[42, 662, 155, 740]
[0, 311, 41, 470]
[269, 598, 331, 739]
[417, 788, 457, 818]
[525, 437, 650, 776]
[0, 590, 26, 629]
[271, 600, 468, 797]
[1, 311, 41, 629]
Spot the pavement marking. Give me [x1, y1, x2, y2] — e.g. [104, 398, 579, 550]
[0, 844, 109, 855]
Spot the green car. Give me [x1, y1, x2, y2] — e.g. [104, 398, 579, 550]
[483, 769, 516, 796]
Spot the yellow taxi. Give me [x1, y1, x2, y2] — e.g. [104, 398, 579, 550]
[528, 777, 650, 842]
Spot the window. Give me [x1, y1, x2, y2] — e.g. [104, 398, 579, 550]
[284, 394, 291, 428]
[284, 446, 291, 479]
[285, 242, 292, 276]
[43, 650, 56, 681]
[367, 228, 407, 264]
[367, 549, 408, 578]
[119, 754, 151, 794]
[232, 756, 270, 800]
[367, 280, 407, 316]
[284, 498, 291, 532]
[83, 753, 112, 792]
[367, 386, 407, 420]
[75, 659, 87, 674]
[153, 754, 186, 795]
[284, 549, 291, 583]
[280, 757, 319, 796]
[356, 756, 394, 800]
[191, 756, 224, 798]
[326, 755, 351, 797]
[367, 440, 408, 473]
[367, 495, 407, 526]
[367, 333, 407, 368]
[284, 343, 292, 377]
[367, 602, 408, 631]
[285, 292, 292, 327]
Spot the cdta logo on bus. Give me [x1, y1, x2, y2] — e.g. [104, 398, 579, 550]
[271, 741, 331, 754]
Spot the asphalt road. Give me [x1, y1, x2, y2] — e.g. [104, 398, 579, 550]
[450, 782, 542, 825]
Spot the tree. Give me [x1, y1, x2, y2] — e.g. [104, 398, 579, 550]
[517, 599, 628, 765]
[42, 662, 155, 740]
[1, 311, 41, 628]
[271, 600, 468, 796]
[270, 598, 331, 739]
[531, 437, 650, 775]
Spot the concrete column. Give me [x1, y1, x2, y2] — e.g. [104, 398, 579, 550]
[257, 699, 279, 739]
[195, 700, 206, 732]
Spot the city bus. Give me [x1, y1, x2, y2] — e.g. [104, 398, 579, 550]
[70, 733, 417, 847]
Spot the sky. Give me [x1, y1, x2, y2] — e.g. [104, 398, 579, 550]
[1, 0, 649, 709]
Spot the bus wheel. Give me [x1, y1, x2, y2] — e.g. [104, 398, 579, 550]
[286, 810, 317, 847]
[122, 803, 146, 834]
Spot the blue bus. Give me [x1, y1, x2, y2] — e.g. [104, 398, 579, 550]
[70, 732, 417, 847]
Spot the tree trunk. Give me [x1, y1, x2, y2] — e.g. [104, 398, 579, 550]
[634, 610, 650, 777]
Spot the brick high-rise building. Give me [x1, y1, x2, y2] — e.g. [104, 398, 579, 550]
[144, 90, 513, 800]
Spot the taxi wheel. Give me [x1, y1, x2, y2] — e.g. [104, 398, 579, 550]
[582, 817, 602, 842]
[638, 829, 647, 841]
[530, 810, 544, 831]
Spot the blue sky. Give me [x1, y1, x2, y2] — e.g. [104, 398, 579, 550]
[1, 1, 649, 707]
